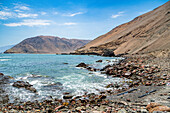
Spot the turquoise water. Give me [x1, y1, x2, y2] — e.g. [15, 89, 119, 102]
[0, 54, 125, 102]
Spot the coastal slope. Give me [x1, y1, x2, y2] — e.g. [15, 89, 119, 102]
[75, 1, 170, 57]
[4, 36, 91, 54]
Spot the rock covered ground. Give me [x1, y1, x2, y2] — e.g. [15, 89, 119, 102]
[0, 56, 169, 113]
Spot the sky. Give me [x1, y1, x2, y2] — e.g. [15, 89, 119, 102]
[0, 0, 169, 47]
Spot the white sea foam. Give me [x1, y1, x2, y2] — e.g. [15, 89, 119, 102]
[0, 59, 11, 61]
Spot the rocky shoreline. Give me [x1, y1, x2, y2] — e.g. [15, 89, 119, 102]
[0, 56, 169, 112]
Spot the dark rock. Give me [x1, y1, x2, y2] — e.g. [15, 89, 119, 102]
[100, 65, 111, 71]
[99, 95, 107, 99]
[12, 81, 37, 93]
[102, 49, 115, 57]
[86, 67, 97, 71]
[63, 95, 73, 99]
[0, 73, 4, 77]
[63, 92, 70, 95]
[96, 60, 102, 62]
[25, 87, 37, 93]
[13, 81, 32, 88]
[76, 63, 88, 68]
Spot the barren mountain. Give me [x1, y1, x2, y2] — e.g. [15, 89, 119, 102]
[75, 1, 170, 57]
[4, 36, 90, 54]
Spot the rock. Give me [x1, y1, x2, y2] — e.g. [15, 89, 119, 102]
[0, 73, 4, 77]
[13, 81, 32, 88]
[63, 95, 73, 99]
[146, 103, 170, 112]
[117, 108, 127, 113]
[141, 109, 148, 113]
[63, 92, 70, 95]
[86, 67, 97, 71]
[124, 72, 132, 76]
[150, 106, 170, 112]
[12, 81, 37, 93]
[99, 95, 106, 99]
[102, 49, 115, 57]
[63, 63, 68, 64]
[100, 65, 111, 71]
[96, 60, 102, 62]
[25, 87, 37, 93]
[76, 63, 88, 68]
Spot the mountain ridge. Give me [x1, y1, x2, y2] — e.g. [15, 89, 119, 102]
[75, 1, 170, 57]
[5, 36, 91, 54]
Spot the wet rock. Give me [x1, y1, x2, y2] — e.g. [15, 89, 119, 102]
[12, 81, 37, 93]
[25, 87, 37, 93]
[87, 67, 97, 71]
[99, 95, 106, 99]
[63, 95, 73, 99]
[96, 60, 102, 62]
[76, 62, 88, 68]
[63, 92, 70, 95]
[13, 81, 32, 88]
[0, 73, 4, 77]
[100, 65, 111, 71]
[63, 63, 68, 64]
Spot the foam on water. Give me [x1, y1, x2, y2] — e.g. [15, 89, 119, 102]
[0, 59, 11, 61]
[0, 54, 126, 102]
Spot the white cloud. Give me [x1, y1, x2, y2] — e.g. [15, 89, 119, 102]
[14, 3, 30, 10]
[14, 10, 23, 12]
[41, 12, 47, 15]
[63, 22, 77, 25]
[17, 13, 38, 18]
[111, 11, 124, 18]
[0, 11, 12, 19]
[64, 12, 83, 17]
[53, 12, 58, 15]
[4, 19, 51, 27]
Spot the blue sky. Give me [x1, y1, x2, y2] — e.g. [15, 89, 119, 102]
[0, 0, 169, 46]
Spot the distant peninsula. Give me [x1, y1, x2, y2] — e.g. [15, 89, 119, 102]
[4, 36, 91, 54]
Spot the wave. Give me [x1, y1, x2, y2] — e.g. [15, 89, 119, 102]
[0, 59, 11, 61]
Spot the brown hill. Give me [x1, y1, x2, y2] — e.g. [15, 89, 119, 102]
[75, 1, 170, 57]
[4, 36, 91, 54]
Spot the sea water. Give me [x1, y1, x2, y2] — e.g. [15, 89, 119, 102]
[0, 54, 125, 102]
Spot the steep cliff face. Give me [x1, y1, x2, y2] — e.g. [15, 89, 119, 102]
[5, 36, 91, 54]
[76, 1, 170, 57]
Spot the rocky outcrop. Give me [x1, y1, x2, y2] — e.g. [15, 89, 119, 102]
[4, 36, 91, 54]
[75, 1, 170, 57]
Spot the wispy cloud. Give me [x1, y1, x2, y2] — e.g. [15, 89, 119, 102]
[111, 11, 124, 18]
[63, 22, 77, 25]
[0, 11, 13, 20]
[17, 13, 38, 18]
[14, 10, 23, 12]
[14, 3, 30, 10]
[40, 12, 47, 15]
[4, 19, 51, 27]
[53, 12, 58, 15]
[63, 12, 84, 17]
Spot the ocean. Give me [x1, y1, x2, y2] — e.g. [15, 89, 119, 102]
[0, 54, 126, 102]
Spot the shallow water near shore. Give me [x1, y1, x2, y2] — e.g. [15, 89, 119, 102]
[0, 54, 125, 103]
